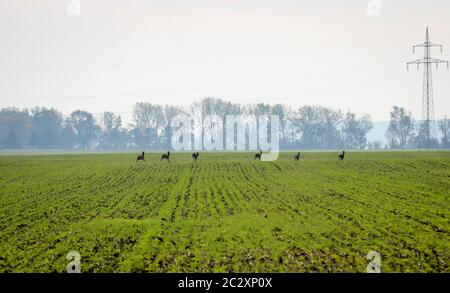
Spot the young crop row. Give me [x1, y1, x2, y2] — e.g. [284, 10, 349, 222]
[0, 152, 449, 272]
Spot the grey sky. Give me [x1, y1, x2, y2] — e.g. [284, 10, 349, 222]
[0, 0, 449, 125]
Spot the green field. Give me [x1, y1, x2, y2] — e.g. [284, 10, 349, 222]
[0, 151, 449, 272]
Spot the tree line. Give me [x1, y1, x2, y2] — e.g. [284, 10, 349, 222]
[386, 106, 449, 149]
[0, 98, 448, 150]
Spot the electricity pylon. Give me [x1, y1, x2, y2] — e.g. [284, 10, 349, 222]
[407, 27, 448, 148]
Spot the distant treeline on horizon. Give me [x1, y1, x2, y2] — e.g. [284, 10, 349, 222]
[0, 98, 449, 150]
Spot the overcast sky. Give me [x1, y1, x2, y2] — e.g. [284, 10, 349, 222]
[0, 0, 449, 124]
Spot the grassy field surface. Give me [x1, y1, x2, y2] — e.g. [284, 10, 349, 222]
[0, 151, 449, 272]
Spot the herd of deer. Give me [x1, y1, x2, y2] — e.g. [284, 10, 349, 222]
[136, 151, 171, 162]
[136, 150, 346, 163]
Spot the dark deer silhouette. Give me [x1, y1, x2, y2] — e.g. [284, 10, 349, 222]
[161, 151, 170, 161]
[192, 152, 199, 161]
[339, 151, 346, 161]
[136, 151, 145, 163]
[295, 152, 301, 161]
[254, 150, 263, 160]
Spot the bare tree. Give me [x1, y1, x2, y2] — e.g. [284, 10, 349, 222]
[438, 116, 449, 148]
[67, 110, 100, 149]
[386, 106, 415, 149]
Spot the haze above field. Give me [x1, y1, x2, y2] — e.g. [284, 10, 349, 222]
[0, 0, 449, 124]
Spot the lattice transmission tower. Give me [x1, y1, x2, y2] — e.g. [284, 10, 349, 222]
[407, 27, 448, 148]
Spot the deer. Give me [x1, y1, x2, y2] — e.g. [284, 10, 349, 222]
[161, 151, 170, 161]
[136, 151, 145, 163]
[192, 152, 199, 161]
[295, 152, 301, 161]
[254, 150, 263, 160]
[338, 151, 346, 161]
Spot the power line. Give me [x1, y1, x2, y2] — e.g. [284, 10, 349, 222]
[259, 73, 410, 101]
[0, 59, 406, 101]
[407, 27, 449, 147]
